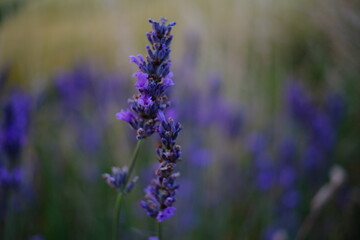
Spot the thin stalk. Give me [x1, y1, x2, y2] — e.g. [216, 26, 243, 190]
[113, 140, 143, 240]
[113, 193, 124, 240]
[4, 190, 15, 240]
[127, 140, 143, 183]
[157, 221, 162, 240]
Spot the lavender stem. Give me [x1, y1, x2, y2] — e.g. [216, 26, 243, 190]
[113, 140, 142, 240]
[157, 221, 162, 240]
[126, 140, 143, 184]
[113, 193, 124, 240]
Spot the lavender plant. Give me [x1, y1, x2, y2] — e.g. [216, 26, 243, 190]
[245, 81, 346, 240]
[0, 90, 31, 239]
[34, 63, 128, 239]
[116, 17, 176, 140]
[141, 114, 182, 222]
[103, 17, 181, 240]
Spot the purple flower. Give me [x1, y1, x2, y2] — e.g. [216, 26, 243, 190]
[133, 71, 149, 90]
[286, 80, 315, 126]
[1, 91, 31, 160]
[102, 166, 138, 193]
[246, 133, 267, 156]
[281, 190, 300, 209]
[141, 172, 179, 221]
[148, 237, 159, 240]
[303, 143, 324, 170]
[278, 166, 296, 189]
[189, 147, 212, 167]
[142, 117, 182, 222]
[325, 93, 345, 125]
[138, 94, 154, 108]
[0, 166, 9, 185]
[256, 169, 275, 191]
[116, 109, 136, 123]
[157, 206, 176, 222]
[0, 165, 23, 188]
[163, 72, 174, 88]
[117, 17, 176, 140]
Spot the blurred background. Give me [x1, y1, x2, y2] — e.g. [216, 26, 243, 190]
[0, 0, 359, 239]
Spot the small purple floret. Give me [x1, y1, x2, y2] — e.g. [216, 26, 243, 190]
[138, 94, 153, 108]
[102, 166, 138, 193]
[156, 207, 176, 222]
[133, 71, 149, 90]
[163, 72, 174, 88]
[116, 109, 135, 123]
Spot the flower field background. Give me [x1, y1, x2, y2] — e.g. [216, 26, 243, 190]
[0, 0, 359, 239]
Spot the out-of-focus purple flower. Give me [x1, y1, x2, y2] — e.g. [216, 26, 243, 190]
[278, 166, 296, 189]
[212, 99, 244, 138]
[286, 81, 315, 126]
[324, 93, 345, 125]
[55, 64, 94, 107]
[0, 166, 9, 186]
[246, 133, 267, 156]
[28, 235, 45, 240]
[278, 138, 296, 164]
[310, 113, 334, 150]
[259, 81, 346, 239]
[148, 237, 158, 240]
[117, 18, 176, 140]
[189, 147, 212, 167]
[247, 133, 276, 191]
[78, 124, 101, 153]
[303, 143, 324, 170]
[1, 91, 31, 160]
[286, 81, 343, 153]
[256, 168, 275, 191]
[281, 190, 300, 208]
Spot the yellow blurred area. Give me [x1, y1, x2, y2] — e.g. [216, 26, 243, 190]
[0, 0, 358, 92]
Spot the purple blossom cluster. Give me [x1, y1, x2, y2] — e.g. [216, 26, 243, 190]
[245, 80, 346, 239]
[1, 91, 30, 161]
[141, 115, 182, 222]
[0, 91, 30, 188]
[286, 81, 345, 173]
[0, 90, 30, 224]
[54, 63, 125, 155]
[117, 17, 176, 140]
[108, 18, 182, 222]
[102, 166, 138, 193]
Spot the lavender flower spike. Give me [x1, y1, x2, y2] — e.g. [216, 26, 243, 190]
[141, 116, 182, 222]
[116, 17, 176, 140]
[102, 166, 139, 193]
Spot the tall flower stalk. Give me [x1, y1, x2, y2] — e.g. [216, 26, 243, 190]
[103, 17, 181, 240]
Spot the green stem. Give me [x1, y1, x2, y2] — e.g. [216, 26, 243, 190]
[127, 140, 143, 183]
[113, 140, 142, 240]
[4, 190, 15, 240]
[113, 193, 124, 240]
[157, 221, 162, 240]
